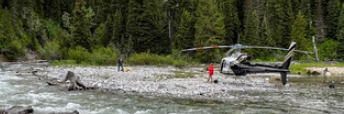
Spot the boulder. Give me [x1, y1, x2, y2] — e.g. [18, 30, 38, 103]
[7, 106, 33, 114]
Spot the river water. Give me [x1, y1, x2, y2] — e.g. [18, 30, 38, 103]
[1, 63, 344, 114]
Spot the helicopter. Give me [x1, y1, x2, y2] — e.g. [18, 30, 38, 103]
[182, 41, 312, 85]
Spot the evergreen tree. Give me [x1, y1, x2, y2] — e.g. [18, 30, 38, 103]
[258, 15, 274, 59]
[243, 10, 259, 45]
[243, 10, 260, 58]
[326, 0, 341, 39]
[126, 0, 145, 53]
[174, 10, 194, 50]
[93, 22, 106, 47]
[299, 0, 312, 21]
[61, 12, 71, 30]
[194, 0, 225, 62]
[313, 0, 326, 42]
[194, 0, 225, 46]
[103, 15, 113, 47]
[0, 9, 23, 60]
[142, 0, 168, 54]
[291, 12, 309, 51]
[266, 0, 293, 47]
[71, 0, 92, 50]
[260, 15, 274, 46]
[221, 0, 240, 44]
[0, 9, 15, 49]
[112, 10, 124, 49]
[335, 3, 344, 58]
[126, 0, 168, 54]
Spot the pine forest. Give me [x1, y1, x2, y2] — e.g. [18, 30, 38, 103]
[0, 0, 343, 65]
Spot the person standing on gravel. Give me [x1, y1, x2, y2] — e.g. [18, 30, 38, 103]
[207, 63, 214, 83]
[118, 58, 124, 72]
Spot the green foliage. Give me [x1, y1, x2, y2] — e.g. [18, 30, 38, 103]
[173, 71, 196, 78]
[41, 39, 61, 60]
[126, 0, 168, 54]
[88, 47, 118, 65]
[267, 0, 294, 47]
[71, 0, 92, 50]
[291, 12, 310, 51]
[0, 9, 15, 48]
[93, 23, 107, 46]
[243, 10, 259, 45]
[174, 10, 194, 50]
[1, 0, 344, 63]
[194, 0, 225, 62]
[318, 39, 340, 60]
[62, 12, 71, 29]
[128, 52, 174, 65]
[326, 0, 341, 39]
[243, 10, 260, 57]
[220, 0, 240, 44]
[67, 46, 118, 65]
[173, 60, 188, 68]
[128, 51, 189, 67]
[6, 40, 24, 61]
[67, 46, 90, 63]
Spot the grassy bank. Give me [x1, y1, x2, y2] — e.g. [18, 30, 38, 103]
[290, 62, 344, 74]
[51, 51, 194, 68]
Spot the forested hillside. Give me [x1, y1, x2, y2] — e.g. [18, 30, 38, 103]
[0, 0, 343, 64]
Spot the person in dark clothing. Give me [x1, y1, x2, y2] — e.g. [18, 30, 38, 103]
[118, 58, 124, 72]
[329, 81, 335, 89]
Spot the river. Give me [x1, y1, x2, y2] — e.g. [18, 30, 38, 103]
[1, 63, 344, 114]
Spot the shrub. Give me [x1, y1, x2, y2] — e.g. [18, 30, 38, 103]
[88, 47, 118, 65]
[128, 52, 174, 65]
[128, 52, 190, 67]
[6, 40, 24, 61]
[173, 60, 188, 68]
[65, 46, 118, 65]
[41, 39, 61, 60]
[318, 39, 340, 61]
[67, 46, 90, 63]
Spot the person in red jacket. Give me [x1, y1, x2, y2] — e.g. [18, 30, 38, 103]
[207, 63, 214, 83]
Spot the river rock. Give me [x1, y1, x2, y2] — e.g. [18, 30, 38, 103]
[0, 109, 8, 114]
[6, 106, 33, 114]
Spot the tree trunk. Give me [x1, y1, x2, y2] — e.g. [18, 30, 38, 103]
[312, 36, 320, 61]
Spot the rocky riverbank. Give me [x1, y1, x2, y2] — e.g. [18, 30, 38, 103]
[29, 65, 288, 102]
[306, 67, 344, 75]
[3, 61, 344, 102]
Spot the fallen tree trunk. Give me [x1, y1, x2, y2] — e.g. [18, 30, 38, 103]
[46, 71, 98, 91]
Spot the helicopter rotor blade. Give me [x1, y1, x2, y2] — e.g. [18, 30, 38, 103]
[181, 45, 234, 51]
[225, 48, 235, 56]
[244, 46, 313, 54]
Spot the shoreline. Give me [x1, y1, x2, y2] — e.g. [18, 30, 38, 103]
[306, 67, 344, 75]
[3, 63, 344, 102]
[32, 65, 287, 102]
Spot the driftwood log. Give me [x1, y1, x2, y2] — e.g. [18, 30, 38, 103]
[46, 71, 98, 91]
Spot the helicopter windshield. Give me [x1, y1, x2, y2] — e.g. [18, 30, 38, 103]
[230, 53, 248, 65]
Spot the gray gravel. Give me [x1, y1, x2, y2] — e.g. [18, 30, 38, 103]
[30, 65, 289, 101]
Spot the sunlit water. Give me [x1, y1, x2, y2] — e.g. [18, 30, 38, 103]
[1, 63, 344, 114]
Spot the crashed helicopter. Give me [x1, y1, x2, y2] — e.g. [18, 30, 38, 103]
[182, 41, 312, 85]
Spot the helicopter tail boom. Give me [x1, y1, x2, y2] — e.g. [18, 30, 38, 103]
[280, 41, 296, 85]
